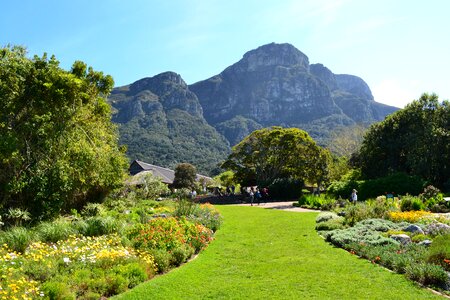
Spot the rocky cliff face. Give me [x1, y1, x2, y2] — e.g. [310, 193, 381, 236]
[190, 43, 397, 144]
[109, 43, 399, 173]
[109, 72, 229, 174]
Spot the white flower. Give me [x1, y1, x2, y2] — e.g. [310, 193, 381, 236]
[63, 257, 71, 263]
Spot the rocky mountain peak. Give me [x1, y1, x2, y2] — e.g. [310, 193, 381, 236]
[237, 42, 310, 72]
[335, 74, 374, 101]
[129, 71, 187, 95]
[310, 63, 338, 91]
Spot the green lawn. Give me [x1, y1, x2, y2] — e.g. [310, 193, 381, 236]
[115, 206, 443, 299]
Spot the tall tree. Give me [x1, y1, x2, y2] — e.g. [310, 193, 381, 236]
[172, 163, 197, 189]
[222, 127, 330, 187]
[356, 93, 450, 188]
[0, 46, 128, 220]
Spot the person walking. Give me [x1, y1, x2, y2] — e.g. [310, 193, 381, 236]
[351, 189, 358, 204]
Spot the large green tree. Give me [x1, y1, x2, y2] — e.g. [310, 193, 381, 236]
[0, 46, 128, 220]
[222, 127, 331, 187]
[172, 163, 197, 189]
[356, 93, 450, 189]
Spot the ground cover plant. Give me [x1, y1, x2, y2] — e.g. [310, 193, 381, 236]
[0, 183, 222, 299]
[315, 194, 450, 294]
[114, 206, 441, 299]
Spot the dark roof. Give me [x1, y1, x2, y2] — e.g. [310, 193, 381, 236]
[129, 160, 212, 185]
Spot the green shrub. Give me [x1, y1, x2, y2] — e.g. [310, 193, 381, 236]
[328, 173, 425, 200]
[5, 208, 32, 227]
[327, 179, 359, 200]
[23, 257, 59, 281]
[171, 244, 195, 266]
[81, 203, 106, 217]
[298, 194, 336, 210]
[81, 216, 124, 236]
[116, 262, 149, 288]
[0, 226, 34, 253]
[189, 203, 223, 232]
[344, 203, 371, 226]
[267, 178, 303, 200]
[42, 280, 76, 300]
[316, 212, 340, 223]
[427, 233, 450, 271]
[411, 234, 428, 243]
[148, 248, 171, 273]
[400, 195, 425, 211]
[421, 185, 441, 200]
[173, 198, 199, 218]
[104, 273, 128, 296]
[366, 196, 397, 219]
[325, 226, 398, 248]
[405, 262, 448, 287]
[356, 219, 402, 232]
[35, 218, 76, 243]
[315, 218, 345, 231]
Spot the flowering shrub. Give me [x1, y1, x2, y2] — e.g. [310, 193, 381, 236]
[190, 203, 223, 232]
[388, 211, 432, 223]
[128, 217, 213, 253]
[128, 217, 187, 252]
[0, 234, 156, 299]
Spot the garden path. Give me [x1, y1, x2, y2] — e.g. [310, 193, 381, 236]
[235, 201, 318, 212]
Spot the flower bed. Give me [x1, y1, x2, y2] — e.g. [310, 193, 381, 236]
[316, 207, 450, 294]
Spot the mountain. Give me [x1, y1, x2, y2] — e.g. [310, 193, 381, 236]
[190, 43, 397, 144]
[109, 72, 230, 174]
[109, 43, 398, 174]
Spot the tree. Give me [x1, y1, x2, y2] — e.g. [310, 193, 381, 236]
[328, 124, 367, 158]
[222, 127, 330, 187]
[213, 170, 237, 188]
[0, 46, 128, 220]
[172, 163, 197, 189]
[356, 93, 450, 189]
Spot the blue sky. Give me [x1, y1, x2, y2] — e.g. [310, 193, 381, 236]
[1, 0, 449, 108]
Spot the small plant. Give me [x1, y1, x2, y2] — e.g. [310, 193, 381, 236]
[171, 244, 195, 266]
[81, 202, 106, 217]
[427, 233, 450, 271]
[424, 222, 450, 236]
[0, 226, 34, 253]
[344, 203, 371, 226]
[6, 208, 31, 226]
[421, 185, 441, 200]
[35, 218, 77, 243]
[189, 203, 223, 232]
[81, 216, 124, 236]
[315, 218, 345, 231]
[400, 195, 425, 211]
[173, 198, 199, 218]
[148, 248, 171, 273]
[316, 212, 340, 223]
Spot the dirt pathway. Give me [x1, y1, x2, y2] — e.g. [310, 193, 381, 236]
[234, 201, 319, 212]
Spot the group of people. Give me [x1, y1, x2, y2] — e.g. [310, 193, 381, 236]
[243, 186, 269, 206]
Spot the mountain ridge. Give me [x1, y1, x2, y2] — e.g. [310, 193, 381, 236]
[109, 43, 398, 174]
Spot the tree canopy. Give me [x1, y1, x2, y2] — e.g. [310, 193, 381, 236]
[0, 46, 128, 220]
[172, 163, 197, 189]
[355, 93, 450, 189]
[222, 127, 331, 187]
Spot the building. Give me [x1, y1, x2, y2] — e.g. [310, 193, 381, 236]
[128, 160, 212, 185]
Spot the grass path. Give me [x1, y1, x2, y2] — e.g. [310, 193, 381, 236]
[115, 206, 443, 299]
